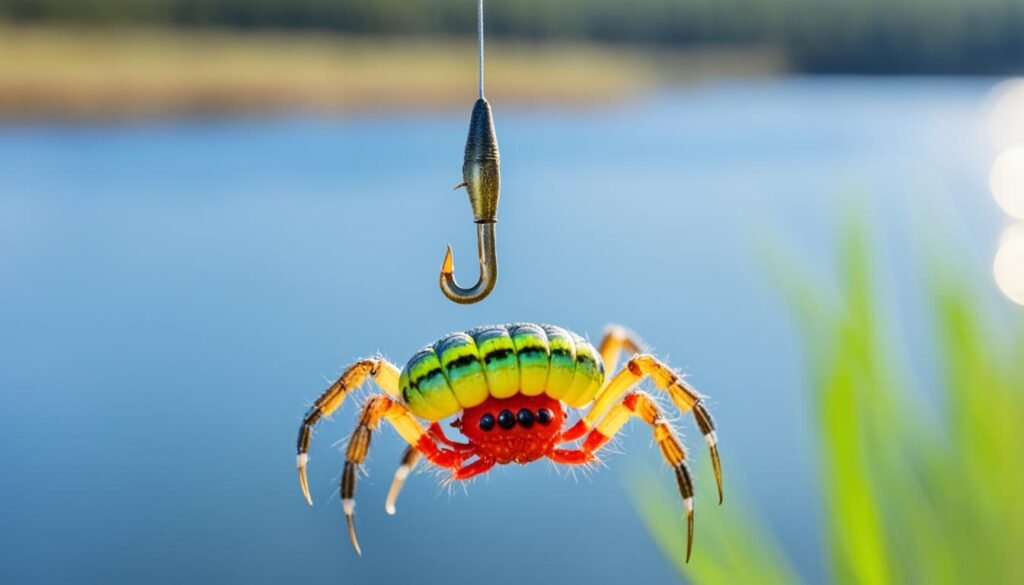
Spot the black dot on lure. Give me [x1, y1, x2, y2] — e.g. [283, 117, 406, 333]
[479, 413, 496, 431]
[536, 408, 554, 425]
[497, 409, 515, 429]
[517, 409, 535, 428]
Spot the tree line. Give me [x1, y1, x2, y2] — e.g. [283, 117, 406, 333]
[2, 0, 1022, 74]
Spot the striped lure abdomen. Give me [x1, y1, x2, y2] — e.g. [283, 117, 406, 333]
[399, 323, 605, 420]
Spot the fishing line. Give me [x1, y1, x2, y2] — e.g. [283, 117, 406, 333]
[478, 0, 485, 99]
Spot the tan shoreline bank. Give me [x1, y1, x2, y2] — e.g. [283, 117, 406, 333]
[0, 27, 783, 119]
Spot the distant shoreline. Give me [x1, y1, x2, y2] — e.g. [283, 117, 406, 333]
[0, 27, 784, 120]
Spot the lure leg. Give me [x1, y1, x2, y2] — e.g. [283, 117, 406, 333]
[385, 446, 421, 516]
[561, 324, 645, 442]
[547, 449, 592, 464]
[296, 357, 403, 506]
[384, 423, 475, 515]
[597, 324, 645, 376]
[342, 395, 465, 555]
[429, 422, 474, 452]
[551, 392, 697, 562]
[574, 354, 723, 504]
[451, 457, 495, 480]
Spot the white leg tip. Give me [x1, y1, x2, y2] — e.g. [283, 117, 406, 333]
[297, 453, 309, 468]
[385, 503, 397, 516]
[684, 497, 695, 514]
[343, 498, 355, 515]
[705, 431, 718, 448]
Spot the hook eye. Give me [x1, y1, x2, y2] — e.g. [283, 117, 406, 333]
[440, 222, 497, 304]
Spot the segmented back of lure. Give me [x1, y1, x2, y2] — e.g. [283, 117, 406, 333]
[399, 323, 605, 420]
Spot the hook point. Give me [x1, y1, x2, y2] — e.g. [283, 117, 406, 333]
[441, 246, 454, 274]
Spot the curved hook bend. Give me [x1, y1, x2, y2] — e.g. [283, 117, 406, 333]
[440, 97, 501, 304]
[440, 222, 497, 304]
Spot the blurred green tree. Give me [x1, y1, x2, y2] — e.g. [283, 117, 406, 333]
[1, 0, 1022, 74]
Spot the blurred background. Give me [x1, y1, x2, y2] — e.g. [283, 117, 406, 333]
[1, 1, 1023, 584]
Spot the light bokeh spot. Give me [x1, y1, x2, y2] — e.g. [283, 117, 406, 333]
[990, 147, 1024, 219]
[987, 79, 1024, 150]
[994, 224, 1024, 305]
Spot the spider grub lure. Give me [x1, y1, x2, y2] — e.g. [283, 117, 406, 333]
[296, 324, 722, 561]
[438, 0, 501, 304]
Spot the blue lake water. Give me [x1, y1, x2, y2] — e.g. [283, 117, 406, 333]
[0, 77, 1008, 584]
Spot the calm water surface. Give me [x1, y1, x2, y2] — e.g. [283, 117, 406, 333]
[0, 77, 1005, 584]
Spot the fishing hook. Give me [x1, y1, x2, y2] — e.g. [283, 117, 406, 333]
[440, 97, 500, 304]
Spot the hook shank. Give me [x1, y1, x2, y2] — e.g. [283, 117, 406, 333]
[440, 222, 497, 304]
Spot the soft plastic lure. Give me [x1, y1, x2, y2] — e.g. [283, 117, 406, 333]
[296, 323, 723, 561]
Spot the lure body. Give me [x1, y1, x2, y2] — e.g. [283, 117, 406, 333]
[295, 323, 723, 561]
[400, 323, 603, 420]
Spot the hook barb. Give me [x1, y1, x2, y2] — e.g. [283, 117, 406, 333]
[439, 222, 497, 304]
